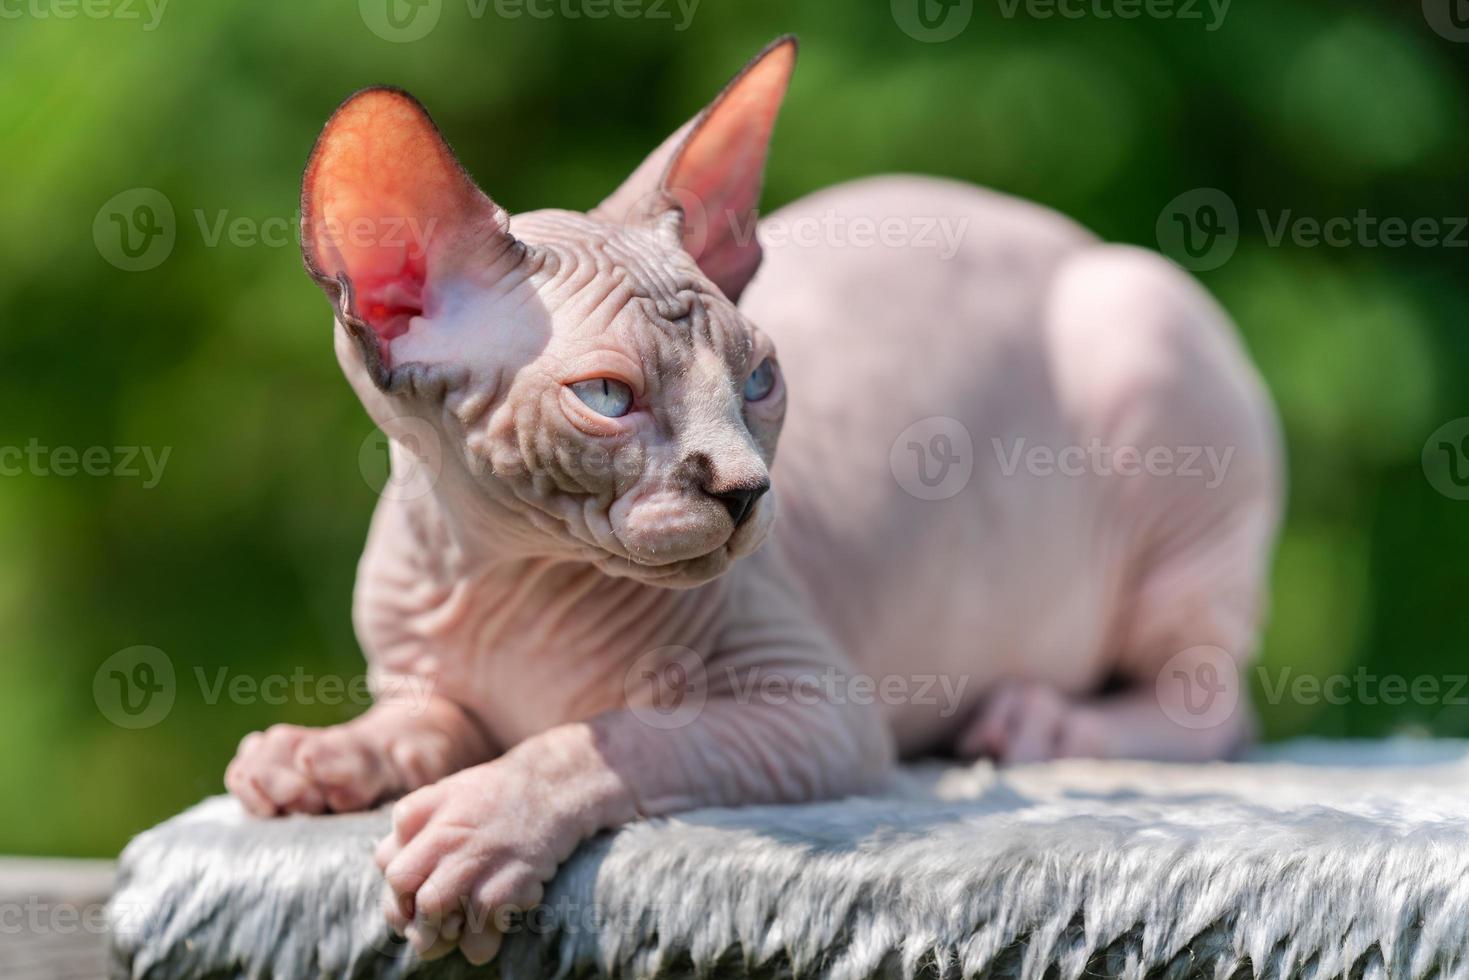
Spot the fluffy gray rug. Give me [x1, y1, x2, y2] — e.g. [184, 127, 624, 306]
[108, 740, 1469, 980]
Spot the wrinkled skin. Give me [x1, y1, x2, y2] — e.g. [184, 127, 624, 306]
[225, 37, 1282, 965]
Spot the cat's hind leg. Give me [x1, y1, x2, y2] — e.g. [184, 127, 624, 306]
[961, 244, 1282, 764]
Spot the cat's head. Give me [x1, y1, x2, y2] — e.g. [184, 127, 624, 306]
[300, 38, 796, 588]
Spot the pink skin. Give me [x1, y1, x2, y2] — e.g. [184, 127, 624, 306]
[225, 37, 1281, 965]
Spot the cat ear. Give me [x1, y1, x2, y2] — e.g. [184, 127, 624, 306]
[594, 36, 797, 302]
[301, 87, 517, 386]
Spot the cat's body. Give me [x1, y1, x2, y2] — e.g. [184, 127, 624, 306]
[752, 176, 1278, 754]
[225, 39, 1281, 964]
[348, 175, 1277, 760]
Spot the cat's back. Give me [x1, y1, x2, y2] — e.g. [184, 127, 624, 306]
[745, 175, 1095, 364]
[744, 176, 1097, 499]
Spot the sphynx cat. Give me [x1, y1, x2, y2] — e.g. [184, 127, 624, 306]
[224, 36, 1282, 964]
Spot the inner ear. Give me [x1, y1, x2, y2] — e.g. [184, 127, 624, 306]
[300, 87, 514, 380]
[592, 36, 797, 303]
[660, 38, 795, 299]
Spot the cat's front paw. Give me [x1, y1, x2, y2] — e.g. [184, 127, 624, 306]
[956, 681, 1113, 764]
[374, 758, 572, 965]
[226, 698, 494, 817]
[225, 722, 402, 816]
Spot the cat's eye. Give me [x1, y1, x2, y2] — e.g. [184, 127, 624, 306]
[570, 378, 634, 418]
[744, 358, 777, 402]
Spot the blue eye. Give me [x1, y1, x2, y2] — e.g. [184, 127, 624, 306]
[744, 358, 777, 401]
[570, 378, 634, 418]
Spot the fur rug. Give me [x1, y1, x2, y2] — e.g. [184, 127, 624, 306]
[107, 739, 1469, 980]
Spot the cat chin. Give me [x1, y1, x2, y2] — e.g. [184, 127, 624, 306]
[593, 546, 733, 589]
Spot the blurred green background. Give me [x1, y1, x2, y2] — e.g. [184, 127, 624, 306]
[3, 0, 1467, 856]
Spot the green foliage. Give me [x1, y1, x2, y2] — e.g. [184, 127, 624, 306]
[2, 0, 1465, 856]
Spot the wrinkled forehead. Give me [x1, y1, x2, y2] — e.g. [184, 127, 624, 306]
[510, 209, 756, 371]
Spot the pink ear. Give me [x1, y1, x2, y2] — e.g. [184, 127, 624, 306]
[301, 87, 511, 368]
[594, 36, 797, 302]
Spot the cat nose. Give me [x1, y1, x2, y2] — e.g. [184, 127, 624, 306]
[708, 480, 769, 528]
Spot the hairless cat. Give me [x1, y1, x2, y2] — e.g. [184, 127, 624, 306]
[224, 36, 1282, 965]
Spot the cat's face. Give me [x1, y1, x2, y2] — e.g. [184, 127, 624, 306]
[303, 40, 797, 587]
[386, 210, 784, 585]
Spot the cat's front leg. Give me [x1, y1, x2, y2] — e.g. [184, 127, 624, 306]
[225, 690, 496, 816]
[374, 660, 892, 964]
